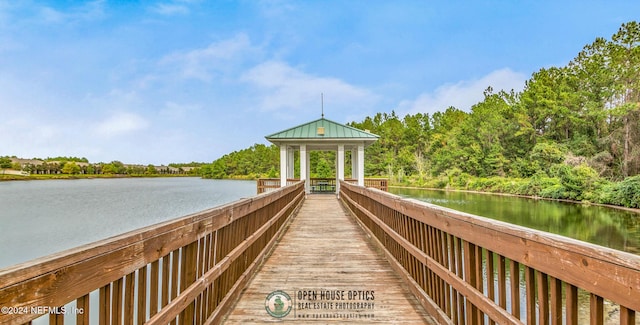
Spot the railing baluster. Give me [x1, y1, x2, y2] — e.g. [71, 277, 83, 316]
[549, 276, 562, 325]
[590, 294, 604, 325]
[537, 270, 550, 325]
[124, 272, 135, 325]
[464, 241, 480, 325]
[474, 244, 484, 324]
[510, 260, 520, 320]
[441, 230, 452, 319]
[448, 234, 459, 324]
[497, 255, 507, 310]
[486, 249, 496, 325]
[429, 227, 438, 302]
[49, 309, 64, 325]
[162, 254, 171, 311]
[137, 265, 147, 325]
[566, 283, 578, 325]
[620, 306, 636, 325]
[77, 293, 90, 325]
[99, 283, 111, 325]
[113, 278, 123, 325]
[525, 266, 536, 324]
[430, 227, 439, 307]
[170, 249, 180, 324]
[455, 237, 465, 325]
[150, 260, 159, 317]
[179, 241, 198, 324]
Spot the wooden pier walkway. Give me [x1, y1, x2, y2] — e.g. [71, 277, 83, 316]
[2, 181, 638, 324]
[223, 195, 435, 324]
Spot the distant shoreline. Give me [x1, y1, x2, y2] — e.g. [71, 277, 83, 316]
[0, 174, 199, 181]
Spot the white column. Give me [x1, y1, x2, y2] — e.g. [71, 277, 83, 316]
[351, 148, 357, 181]
[337, 144, 345, 194]
[300, 144, 308, 193]
[305, 149, 311, 192]
[338, 145, 345, 181]
[357, 144, 365, 186]
[280, 145, 287, 187]
[287, 147, 294, 179]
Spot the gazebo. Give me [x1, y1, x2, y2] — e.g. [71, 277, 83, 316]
[264, 117, 379, 194]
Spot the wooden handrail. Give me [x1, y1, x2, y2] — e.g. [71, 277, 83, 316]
[257, 177, 388, 194]
[344, 178, 388, 191]
[340, 181, 639, 325]
[256, 178, 298, 194]
[0, 181, 304, 324]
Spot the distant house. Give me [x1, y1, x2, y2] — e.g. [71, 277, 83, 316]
[7, 157, 196, 175]
[9, 158, 44, 168]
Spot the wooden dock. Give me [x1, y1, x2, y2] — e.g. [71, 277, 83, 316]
[223, 194, 435, 324]
[4, 181, 636, 324]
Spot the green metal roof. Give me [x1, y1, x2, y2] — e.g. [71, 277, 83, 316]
[265, 118, 379, 140]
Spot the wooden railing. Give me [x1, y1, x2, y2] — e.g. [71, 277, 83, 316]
[339, 181, 639, 325]
[345, 178, 388, 192]
[257, 177, 388, 194]
[309, 178, 336, 193]
[256, 178, 298, 194]
[0, 181, 305, 325]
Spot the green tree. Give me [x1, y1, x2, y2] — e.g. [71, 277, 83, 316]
[608, 21, 640, 177]
[108, 161, 126, 174]
[0, 157, 11, 169]
[101, 163, 116, 174]
[529, 142, 566, 175]
[145, 165, 158, 175]
[61, 162, 81, 174]
[315, 158, 332, 178]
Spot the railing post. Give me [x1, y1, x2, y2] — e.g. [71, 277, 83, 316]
[620, 306, 636, 325]
[566, 284, 578, 325]
[179, 241, 198, 324]
[510, 260, 520, 320]
[464, 241, 479, 325]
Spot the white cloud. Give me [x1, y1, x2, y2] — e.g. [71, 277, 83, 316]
[36, 1, 105, 25]
[39, 7, 64, 23]
[397, 68, 527, 115]
[94, 112, 149, 138]
[159, 101, 200, 119]
[256, 0, 296, 18]
[159, 33, 256, 82]
[152, 3, 189, 16]
[242, 61, 377, 115]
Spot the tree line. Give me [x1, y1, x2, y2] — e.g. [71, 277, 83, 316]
[201, 21, 640, 208]
[1, 156, 202, 176]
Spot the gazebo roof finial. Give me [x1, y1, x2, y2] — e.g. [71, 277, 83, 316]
[321, 93, 324, 118]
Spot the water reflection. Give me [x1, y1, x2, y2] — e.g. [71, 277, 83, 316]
[390, 188, 640, 255]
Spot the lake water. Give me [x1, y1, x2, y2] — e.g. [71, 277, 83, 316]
[390, 187, 640, 255]
[3, 180, 638, 270]
[0, 178, 255, 269]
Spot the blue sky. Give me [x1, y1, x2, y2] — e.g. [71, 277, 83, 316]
[1, 1, 639, 165]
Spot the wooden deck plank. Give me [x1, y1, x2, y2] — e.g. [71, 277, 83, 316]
[223, 195, 435, 324]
